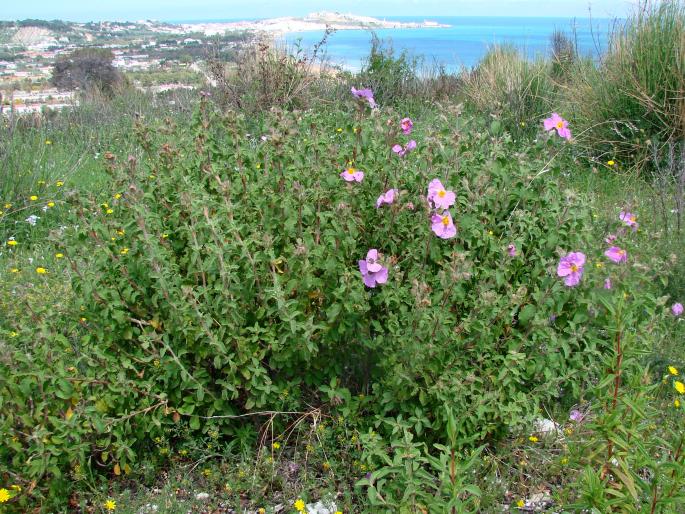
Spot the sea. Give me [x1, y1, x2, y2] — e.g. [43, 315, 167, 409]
[280, 16, 618, 72]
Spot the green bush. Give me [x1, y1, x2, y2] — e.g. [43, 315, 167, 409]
[566, 0, 685, 168]
[0, 93, 666, 507]
[461, 45, 555, 138]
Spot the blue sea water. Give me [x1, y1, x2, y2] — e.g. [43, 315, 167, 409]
[283, 16, 618, 72]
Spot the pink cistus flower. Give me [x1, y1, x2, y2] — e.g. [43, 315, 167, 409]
[543, 112, 572, 140]
[400, 117, 413, 135]
[569, 409, 584, 422]
[605, 234, 617, 245]
[605, 246, 627, 264]
[426, 179, 455, 210]
[619, 211, 638, 231]
[340, 166, 364, 182]
[507, 244, 517, 257]
[351, 87, 377, 108]
[673, 303, 684, 317]
[604, 278, 612, 290]
[431, 211, 457, 239]
[557, 252, 586, 287]
[392, 140, 417, 157]
[359, 249, 388, 288]
[376, 189, 397, 208]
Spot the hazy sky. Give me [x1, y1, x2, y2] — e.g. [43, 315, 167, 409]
[2, 0, 634, 22]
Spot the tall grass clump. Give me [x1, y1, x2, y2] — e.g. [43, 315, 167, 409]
[567, 0, 685, 167]
[461, 45, 555, 136]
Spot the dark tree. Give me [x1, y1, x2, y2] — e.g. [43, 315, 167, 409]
[51, 48, 122, 94]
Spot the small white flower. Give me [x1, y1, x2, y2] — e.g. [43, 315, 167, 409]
[42, 205, 49, 212]
[25, 214, 40, 226]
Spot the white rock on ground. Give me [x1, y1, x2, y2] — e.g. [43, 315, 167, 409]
[195, 492, 210, 501]
[306, 500, 338, 514]
[533, 418, 561, 436]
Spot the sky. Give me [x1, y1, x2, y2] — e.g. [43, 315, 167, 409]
[1, 0, 634, 22]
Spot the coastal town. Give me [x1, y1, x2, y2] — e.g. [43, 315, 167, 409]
[0, 13, 449, 115]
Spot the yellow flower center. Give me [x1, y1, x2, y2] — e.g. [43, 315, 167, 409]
[570, 264, 578, 272]
[347, 168, 355, 174]
[441, 216, 450, 226]
[438, 190, 446, 198]
[630, 216, 636, 223]
[556, 121, 564, 129]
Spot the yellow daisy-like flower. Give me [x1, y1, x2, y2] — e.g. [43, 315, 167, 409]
[45, 140, 52, 145]
[595, 261, 604, 269]
[10, 268, 19, 273]
[669, 366, 679, 376]
[55, 253, 64, 259]
[516, 499, 525, 508]
[161, 233, 169, 239]
[272, 442, 281, 450]
[106, 209, 114, 215]
[117, 229, 125, 236]
[36, 267, 47, 274]
[675, 399, 681, 408]
[4, 203, 11, 209]
[9, 331, 18, 337]
[258, 509, 266, 514]
[114, 193, 122, 200]
[120, 248, 129, 255]
[675, 381, 685, 394]
[30, 195, 38, 201]
[38, 180, 46, 185]
[336, 128, 343, 132]
[104, 499, 116, 511]
[47, 202, 55, 208]
[7, 240, 18, 246]
[294, 499, 306, 512]
[56, 181, 64, 187]
[488, 230, 494, 236]
[0, 488, 10, 502]
[0, 211, 3, 216]
[560, 457, 569, 465]
[335, 511, 343, 514]
[607, 160, 615, 166]
[528, 436, 538, 443]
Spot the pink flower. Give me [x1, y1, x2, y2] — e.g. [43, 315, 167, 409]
[543, 112, 572, 140]
[359, 249, 388, 288]
[604, 278, 612, 289]
[340, 167, 364, 182]
[376, 189, 397, 208]
[605, 246, 627, 264]
[673, 303, 684, 317]
[557, 252, 586, 287]
[569, 409, 584, 422]
[619, 211, 638, 231]
[392, 140, 417, 157]
[431, 211, 457, 239]
[605, 234, 617, 245]
[426, 179, 456, 210]
[400, 117, 413, 135]
[351, 87, 377, 108]
[507, 244, 517, 257]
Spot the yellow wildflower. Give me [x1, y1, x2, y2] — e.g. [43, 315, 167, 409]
[104, 499, 116, 511]
[516, 499, 525, 508]
[7, 240, 18, 246]
[675, 399, 681, 408]
[120, 248, 129, 255]
[294, 499, 305, 512]
[528, 436, 538, 443]
[38, 180, 46, 185]
[9, 331, 17, 337]
[55, 253, 64, 259]
[114, 193, 122, 200]
[595, 261, 604, 269]
[10, 485, 20, 492]
[272, 442, 280, 450]
[675, 381, 685, 394]
[36, 267, 47, 274]
[0, 488, 9, 502]
[4, 203, 11, 209]
[45, 140, 52, 145]
[162, 233, 169, 239]
[336, 128, 343, 132]
[560, 457, 569, 465]
[47, 202, 55, 208]
[117, 229, 125, 236]
[607, 160, 615, 166]
[258, 509, 266, 514]
[30, 195, 38, 201]
[106, 209, 114, 215]
[10, 268, 19, 273]
[488, 230, 494, 236]
[669, 366, 679, 376]
[56, 181, 64, 187]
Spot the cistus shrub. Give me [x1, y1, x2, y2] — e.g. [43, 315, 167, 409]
[69, 94, 602, 444]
